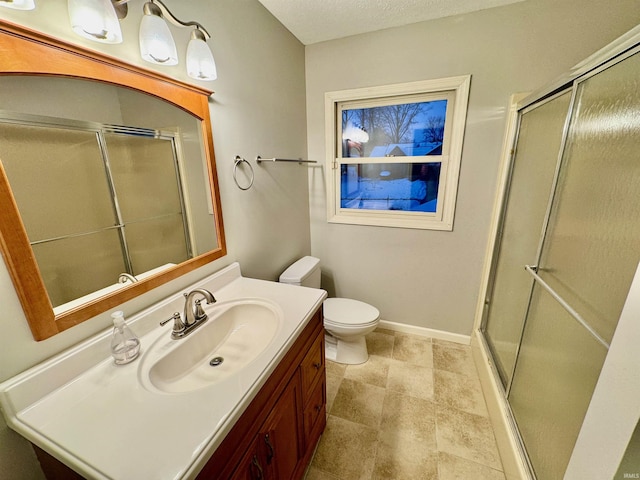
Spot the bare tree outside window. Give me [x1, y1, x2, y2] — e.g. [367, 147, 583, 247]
[342, 99, 447, 158]
[424, 115, 445, 143]
[377, 103, 423, 144]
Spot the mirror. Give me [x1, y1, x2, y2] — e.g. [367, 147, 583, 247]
[0, 21, 226, 340]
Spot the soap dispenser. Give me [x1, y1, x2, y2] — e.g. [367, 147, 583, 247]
[110, 311, 140, 365]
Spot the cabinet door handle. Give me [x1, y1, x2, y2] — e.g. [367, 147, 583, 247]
[315, 404, 322, 413]
[264, 433, 275, 464]
[251, 455, 264, 480]
[313, 362, 322, 369]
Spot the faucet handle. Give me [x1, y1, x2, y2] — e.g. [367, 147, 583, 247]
[160, 312, 185, 335]
[194, 299, 207, 321]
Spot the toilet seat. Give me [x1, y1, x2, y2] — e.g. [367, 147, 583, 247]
[323, 298, 379, 327]
[324, 319, 378, 329]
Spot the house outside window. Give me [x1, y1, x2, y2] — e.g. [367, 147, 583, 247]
[325, 76, 470, 230]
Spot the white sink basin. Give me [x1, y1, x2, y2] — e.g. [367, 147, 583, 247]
[141, 298, 283, 394]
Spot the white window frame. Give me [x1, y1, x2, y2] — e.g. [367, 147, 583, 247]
[324, 75, 470, 231]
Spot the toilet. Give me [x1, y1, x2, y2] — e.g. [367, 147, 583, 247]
[279, 256, 380, 364]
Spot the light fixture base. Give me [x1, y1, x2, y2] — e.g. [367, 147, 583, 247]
[110, 0, 129, 19]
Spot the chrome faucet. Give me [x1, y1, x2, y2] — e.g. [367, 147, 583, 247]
[160, 288, 217, 339]
[183, 288, 216, 327]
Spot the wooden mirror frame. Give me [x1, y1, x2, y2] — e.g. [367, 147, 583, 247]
[0, 20, 226, 341]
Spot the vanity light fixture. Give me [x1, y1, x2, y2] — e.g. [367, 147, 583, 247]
[0, 0, 36, 10]
[139, 1, 178, 65]
[66, 0, 217, 81]
[342, 122, 370, 144]
[68, 0, 123, 44]
[186, 28, 218, 81]
[139, 0, 217, 81]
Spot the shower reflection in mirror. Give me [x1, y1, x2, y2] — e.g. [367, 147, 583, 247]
[0, 113, 209, 312]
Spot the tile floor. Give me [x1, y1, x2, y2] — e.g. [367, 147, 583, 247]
[305, 328, 505, 480]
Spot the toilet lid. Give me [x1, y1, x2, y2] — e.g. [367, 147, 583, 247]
[323, 298, 380, 326]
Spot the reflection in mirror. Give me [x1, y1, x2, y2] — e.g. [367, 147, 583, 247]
[0, 22, 225, 340]
[0, 108, 216, 311]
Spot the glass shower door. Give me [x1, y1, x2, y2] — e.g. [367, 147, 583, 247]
[0, 123, 127, 307]
[482, 91, 572, 387]
[105, 132, 191, 274]
[508, 49, 640, 479]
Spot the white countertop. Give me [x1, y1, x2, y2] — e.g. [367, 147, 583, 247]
[0, 263, 326, 480]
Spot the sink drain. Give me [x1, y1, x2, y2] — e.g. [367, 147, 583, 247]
[209, 356, 224, 367]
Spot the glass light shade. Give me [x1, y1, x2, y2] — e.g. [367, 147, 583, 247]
[67, 0, 122, 44]
[342, 122, 369, 143]
[139, 13, 178, 66]
[186, 35, 217, 81]
[0, 0, 35, 10]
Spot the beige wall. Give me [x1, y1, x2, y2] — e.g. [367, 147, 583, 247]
[1, 0, 639, 478]
[305, 0, 640, 336]
[0, 1, 308, 478]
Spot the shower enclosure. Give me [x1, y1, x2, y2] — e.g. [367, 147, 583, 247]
[480, 34, 640, 479]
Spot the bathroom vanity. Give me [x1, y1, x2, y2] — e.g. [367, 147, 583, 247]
[198, 302, 326, 480]
[0, 263, 327, 479]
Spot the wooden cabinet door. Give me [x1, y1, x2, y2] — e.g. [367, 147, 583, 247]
[197, 313, 324, 480]
[259, 374, 303, 480]
[300, 333, 324, 396]
[229, 435, 268, 480]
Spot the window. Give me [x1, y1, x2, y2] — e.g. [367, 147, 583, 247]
[325, 76, 470, 230]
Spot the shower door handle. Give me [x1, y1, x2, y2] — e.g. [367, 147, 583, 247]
[524, 265, 609, 349]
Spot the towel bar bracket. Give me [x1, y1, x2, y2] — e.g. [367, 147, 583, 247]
[256, 155, 317, 165]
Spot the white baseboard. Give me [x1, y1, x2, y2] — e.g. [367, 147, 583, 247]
[377, 319, 471, 345]
[471, 330, 533, 480]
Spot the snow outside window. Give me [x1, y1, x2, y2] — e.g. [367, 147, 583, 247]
[325, 76, 470, 230]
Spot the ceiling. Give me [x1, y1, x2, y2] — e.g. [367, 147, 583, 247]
[256, 0, 526, 45]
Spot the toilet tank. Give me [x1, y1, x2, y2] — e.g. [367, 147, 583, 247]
[279, 256, 321, 288]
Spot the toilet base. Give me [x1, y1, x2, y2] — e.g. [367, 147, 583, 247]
[324, 332, 369, 365]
